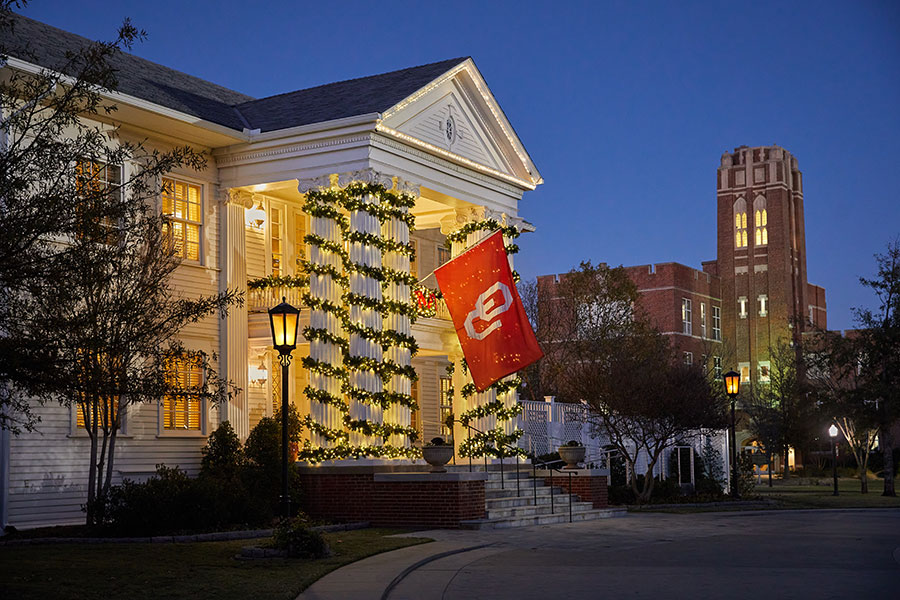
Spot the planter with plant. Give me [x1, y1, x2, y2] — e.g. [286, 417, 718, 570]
[422, 437, 454, 473]
[558, 440, 586, 469]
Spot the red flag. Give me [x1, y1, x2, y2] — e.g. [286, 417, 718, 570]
[434, 230, 543, 391]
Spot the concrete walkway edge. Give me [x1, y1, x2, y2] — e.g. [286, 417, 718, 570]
[379, 543, 494, 600]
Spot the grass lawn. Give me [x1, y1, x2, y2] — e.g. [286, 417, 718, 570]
[755, 478, 900, 509]
[0, 528, 432, 600]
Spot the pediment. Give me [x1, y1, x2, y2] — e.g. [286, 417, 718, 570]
[379, 60, 541, 189]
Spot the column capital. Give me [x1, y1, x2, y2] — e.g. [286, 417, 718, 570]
[222, 188, 254, 208]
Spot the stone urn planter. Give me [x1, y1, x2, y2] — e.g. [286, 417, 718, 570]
[558, 443, 586, 469]
[422, 439, 454, 473]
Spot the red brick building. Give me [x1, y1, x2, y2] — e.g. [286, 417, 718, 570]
[538, 145, 827, 387]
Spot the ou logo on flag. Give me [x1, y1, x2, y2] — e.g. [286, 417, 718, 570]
[464, 281, 513, 341]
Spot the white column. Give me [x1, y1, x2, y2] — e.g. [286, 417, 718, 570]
[220, 189, 250, 440]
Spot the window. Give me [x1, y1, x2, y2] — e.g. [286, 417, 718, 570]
[739, 363, 750, 383]
[712, 306, 721, 341]
[713, 356, 722, 378]
[754, 196, 767, 246]
[738, 296, 748, 319]
[758, 361, 771, 383]
[758, 294, 768, 317]
[700, 302, 707, 338]
[438, 246, 451, 266]
[161, 177, 201, 261]
[734, 197, 748, 248]
[440, 376, 453, 437]
[682, 298, 692, 335]
[683, 351, 693, 365]
[410, 240, 418, 278]
[270, 205, 283, 276]
[75, 397, 120, 431]
[76, 160, 122, 242]
[163, 356, 203, 431]
[809, 305, 815, 324]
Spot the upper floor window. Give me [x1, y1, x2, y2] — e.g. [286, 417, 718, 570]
[758, 361, 771, 383]
[438, 246, 451, 266]
[712, 306, 722, 341]
[734, 197, 748, 248]
[161, 177, 201, 261]
[758, 294, 768, 317]
[683, 351, 693, 365]
[713, 356, 722, 378]
[76, 160, 122, 242]
[682, 298, 692, 335]
[162, 355, 203, 432]
[739, 362, 750, 383]
[754, 196, 767, 246]
[738, 296, 748, 319]
[270, 205, 284, 276]
[700, 302, 707, 338]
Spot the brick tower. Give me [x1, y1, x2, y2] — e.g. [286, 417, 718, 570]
[716, 145, 826, 385]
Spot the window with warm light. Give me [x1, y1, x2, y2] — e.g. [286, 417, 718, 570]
[162, 356, 203, 431]
[76, 160, 122, 242]
[759, 361, 771, 383]
[270, 205, 283, 276]
[738, 296, 748, 319]
[161, 177, 202, 261]
[758, 294, 768, 317]
[75, 397, 121, 432]
[294, 210, 307, 273]
[739, 363, 750, 383]
[754, 196, 767, 246]
[734, 197, 748, 248]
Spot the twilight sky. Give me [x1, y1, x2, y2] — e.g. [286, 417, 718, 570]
[19, 0, 900, 330]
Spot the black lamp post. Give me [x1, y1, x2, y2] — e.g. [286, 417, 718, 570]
[268, 297, 300, 518]
[829, 424, 839, 496]
[723, 370, 741, 499]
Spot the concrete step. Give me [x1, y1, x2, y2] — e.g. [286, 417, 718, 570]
[484, 479, 544, 491]
[486, 492, 580, 509]
[485, 485, 558, 499]
[460, 507, 627, 530]
[485, 501, 596, 520]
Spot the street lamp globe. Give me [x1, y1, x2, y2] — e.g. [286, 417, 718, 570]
[268, 297, 299, 359]
[828, 424, 839, 438]
[723, 371, 740, 397]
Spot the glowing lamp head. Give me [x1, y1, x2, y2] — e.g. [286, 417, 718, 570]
[723, 371, 741, 397]
[828, 424, 839, 438]
[268, 297, 299, 355]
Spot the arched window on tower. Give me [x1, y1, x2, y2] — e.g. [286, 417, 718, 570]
[754, 196, 767, 246]
[733, 197, 747, 248]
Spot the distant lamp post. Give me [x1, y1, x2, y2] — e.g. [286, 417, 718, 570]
[723, 371, 741, 499]
[829, 423, 839, 496]
[269, 297, 300, 518]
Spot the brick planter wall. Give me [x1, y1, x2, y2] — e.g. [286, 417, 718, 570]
[297, 467, 486, 528]
[539, 468, 609, 508]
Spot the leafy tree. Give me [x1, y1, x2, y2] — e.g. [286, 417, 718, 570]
[0, 5, 240, 523]
[538, 262, 726, 502]
[853, 240, 900, 496]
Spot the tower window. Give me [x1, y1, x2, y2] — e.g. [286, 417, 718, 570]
[754, 196, 767, 246]
[734, 197, 748, 248]
[738, 297, 748, 319]
[758, 294, 768, 317]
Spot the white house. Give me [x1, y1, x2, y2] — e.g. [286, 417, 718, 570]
[0, 14, 542, 529]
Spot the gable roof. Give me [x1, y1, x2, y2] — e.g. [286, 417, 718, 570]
[235, 57, 468, 133]
[1, 13, 468, 134]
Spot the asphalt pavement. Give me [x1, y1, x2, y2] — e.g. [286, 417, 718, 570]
[299, 509, 900, 600]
